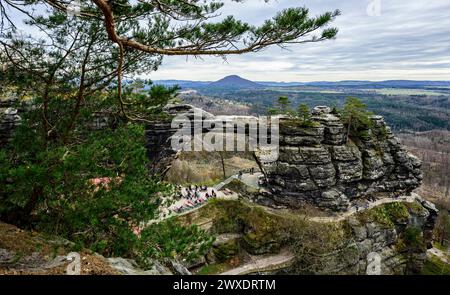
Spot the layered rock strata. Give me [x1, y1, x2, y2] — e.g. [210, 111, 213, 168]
[262, 107, 422, 211]
[0, 98, 21, 147]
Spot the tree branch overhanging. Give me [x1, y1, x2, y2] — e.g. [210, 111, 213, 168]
[91, 0, 340, 56]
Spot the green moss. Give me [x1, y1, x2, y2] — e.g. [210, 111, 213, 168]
[194, 199, 292, 254]
[181, 199, 358, 272]
[12, 252, 24, 264]
[356, 129, 371, 141]
[213, 239, 240, 262]
[280, 119, 321, 129]
[242, 233, 280, 255]
[359, 202, 410, 227]
[222, 179, 259, 194]
[378, 125, 389, 140]
[207, 199, 250, 234]
[421, 257, 450, 275]
[406, 202, 428, 215]
[433, 242, 448, 252]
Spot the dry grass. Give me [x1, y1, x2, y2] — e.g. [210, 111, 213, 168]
[165, 151, 259, 185]
[0, 222, 64, 257]
[0, 222, 119, 275]
[398, 131, 450, 202]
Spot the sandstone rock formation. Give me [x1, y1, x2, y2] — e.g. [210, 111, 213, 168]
[0, 98, 21, 147]
[181, 193, 438, 275]
[310, 197, 438, 275]
[146, 104, 423, 212]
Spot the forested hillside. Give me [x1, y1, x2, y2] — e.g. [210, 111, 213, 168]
[197, 88, 450, 131]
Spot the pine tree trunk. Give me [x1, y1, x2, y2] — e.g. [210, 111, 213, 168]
[346, 115, 352, 143]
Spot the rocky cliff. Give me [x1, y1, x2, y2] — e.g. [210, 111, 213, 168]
[144, 104, 441, 275]
[0, 98, 21, 147]
[177, 195, 438, 275]
[285, 196, 438, 275]
[146, 104, 423, 213]
[260, 106, 423, 212]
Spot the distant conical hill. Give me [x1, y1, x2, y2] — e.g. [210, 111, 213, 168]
[208, 75, 263, 88]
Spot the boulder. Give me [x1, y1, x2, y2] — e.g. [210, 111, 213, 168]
[312, 106, 331, 115]
[0, 105, 22, 147]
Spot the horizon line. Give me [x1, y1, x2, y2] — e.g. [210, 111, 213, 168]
[151, 77, 450, 83]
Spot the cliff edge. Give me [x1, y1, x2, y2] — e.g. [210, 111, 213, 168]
[260, 106, 423, 212]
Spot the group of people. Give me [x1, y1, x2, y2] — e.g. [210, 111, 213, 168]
[171, 185, 217, 214]
[354, 202, 370, 212]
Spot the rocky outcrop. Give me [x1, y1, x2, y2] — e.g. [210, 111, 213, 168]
[145, 104, 218, 175]
[0, 98, 21, 147]
[189, 195, 438, 275]
[262, 107, 423, 212]
[146, 121, 178, 175]
[206, 234, 242, 264]
[146, 104, 423, 212]
[287, 197, 438, 275]
[143, 105, 436, 275]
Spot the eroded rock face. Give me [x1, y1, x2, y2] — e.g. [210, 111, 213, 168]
[261, 109, 423, 212]
[265, 197, 438, 275]
[0, 98, 21, 147]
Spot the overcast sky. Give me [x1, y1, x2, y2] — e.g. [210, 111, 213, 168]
[147, 0, 450, 82]
[7, 0, 450, 82]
